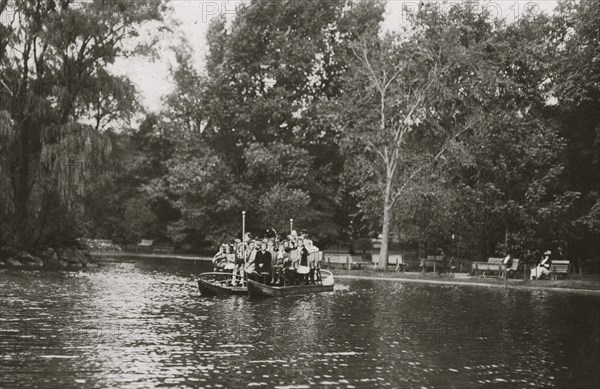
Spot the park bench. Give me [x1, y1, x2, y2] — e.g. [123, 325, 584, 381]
[550, 260, 570, 280]
[471, 257, 503, 277]
[323, 254, 372, 269]
[137, 239, 153, 253]
[371, 253, 407, 271]
[421, 255, 453, 274]
[350, 255, 372, 269]
[323, 253, 352, 269]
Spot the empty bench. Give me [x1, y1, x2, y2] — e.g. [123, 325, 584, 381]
[472, 257, 503, 277]
[137, 239, 154, 253]
[421, 256, 453, 274]
[371, 254, 407, 272]
[323, 254, 351, 269]
[550, 260, 570, 280]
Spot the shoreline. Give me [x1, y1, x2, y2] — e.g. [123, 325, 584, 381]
[331, 270, 600, 295]
[89, 252, 213, 262]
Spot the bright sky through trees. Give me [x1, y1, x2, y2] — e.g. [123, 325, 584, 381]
[114, 0, 558, 112]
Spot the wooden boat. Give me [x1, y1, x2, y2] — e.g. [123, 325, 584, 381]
[247, 270, 335, 297]
[197, 272, 248, 296]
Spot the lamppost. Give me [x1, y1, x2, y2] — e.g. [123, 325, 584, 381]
[242, 211, 246, 285]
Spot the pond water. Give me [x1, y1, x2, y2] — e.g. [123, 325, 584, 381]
[1, 260, 599, 388]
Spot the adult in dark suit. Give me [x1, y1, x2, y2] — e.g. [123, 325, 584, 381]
[255, 242, 272, 283]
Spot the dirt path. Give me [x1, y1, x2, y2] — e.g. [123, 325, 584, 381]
[333, 272, 600, 295]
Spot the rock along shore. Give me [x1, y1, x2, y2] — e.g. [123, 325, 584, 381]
[0, 247, 97, 270]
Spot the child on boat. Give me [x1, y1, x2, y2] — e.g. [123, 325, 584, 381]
[245, 241, 258, 281]
[224, 244, 236, 271]
[231, 240, 245, 286]
[297, 238, 313, 284]
[271, 240, 292, 285]
[212, 244, 228, 272]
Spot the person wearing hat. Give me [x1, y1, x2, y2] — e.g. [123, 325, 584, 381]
[531, 250, 552, 280]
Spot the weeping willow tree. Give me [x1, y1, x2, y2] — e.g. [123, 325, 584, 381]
[0, 0, 164, 250]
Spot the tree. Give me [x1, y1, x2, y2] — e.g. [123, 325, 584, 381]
[338, 3, 585, 264]
[338, 4, 496, 267]
[123, 197, 159, 243]
[438, 9, 584, 259]
[0, 0, 164, 250]
[548, 0, 600, 260]
[354, 238, 371, 255]
[82, 114, 178, 244]
[152, 0, 386, 245]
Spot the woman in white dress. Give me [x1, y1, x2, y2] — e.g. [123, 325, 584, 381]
[530, 250, 552, 280]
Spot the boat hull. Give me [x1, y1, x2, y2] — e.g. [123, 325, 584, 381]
[247, 279, 334, 297]
[197, 279, 247, 296]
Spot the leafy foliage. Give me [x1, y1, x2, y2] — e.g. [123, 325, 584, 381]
[0, 0, 164, 249]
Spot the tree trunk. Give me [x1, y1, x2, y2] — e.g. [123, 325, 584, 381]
[379, 174, 394, 269]
[35, 190, 53, 245]
[16, 125, 32, 248]
[378, 163, 395, 269]
[379, 205, 391, 269]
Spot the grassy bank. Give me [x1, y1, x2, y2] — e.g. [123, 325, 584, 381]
[330, 269, 600, 293]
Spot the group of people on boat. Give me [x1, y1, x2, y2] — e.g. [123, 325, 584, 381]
[212, 231, 321, 286]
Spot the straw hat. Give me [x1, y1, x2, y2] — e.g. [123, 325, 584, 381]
[544, 250, 551, 256]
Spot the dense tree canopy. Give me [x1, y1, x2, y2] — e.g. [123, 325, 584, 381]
[338, 1, 598, 262]
[1, 0, 597, 263]
[0, 0, 164, 250]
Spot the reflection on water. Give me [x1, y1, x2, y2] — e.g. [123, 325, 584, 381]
[1, 261, 599, 388]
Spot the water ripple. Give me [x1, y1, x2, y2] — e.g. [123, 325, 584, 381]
[0, 263, 598, 388]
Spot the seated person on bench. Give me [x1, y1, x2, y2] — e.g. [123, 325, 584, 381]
[501, 254, 513, 278]
[530, 250, 552, 280]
